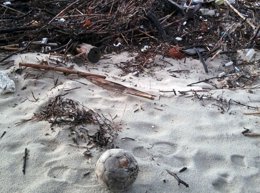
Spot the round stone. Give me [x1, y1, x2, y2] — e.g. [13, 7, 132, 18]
[95, 149, 139, 191]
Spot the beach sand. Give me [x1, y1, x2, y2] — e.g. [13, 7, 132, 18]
[0, 52, 259, 193]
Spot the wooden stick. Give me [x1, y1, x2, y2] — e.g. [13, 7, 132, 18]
[166, 169, 189, 188]
[224, 0, 256, 29]
[243, 132, 260, 137]
[19, 63, 155, 100]
[244, 112, 260, 115]
[48, 0, 80, 25]
[23, 148, 28, 175]
[231, 99, 259, 110]
[19, 63, 106, 79]
[88, 77, 155, 100]
[0, 131, 6, 139]
[0, 4, 25, 15]
[187, 76, 220, 86]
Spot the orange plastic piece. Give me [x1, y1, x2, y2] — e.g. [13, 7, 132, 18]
[168, 46, 184, 59]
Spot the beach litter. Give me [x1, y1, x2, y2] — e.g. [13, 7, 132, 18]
[0, 0, 259, 192]
[34, 95, 117, 147]
[95, 149, 139, 191]
[0, 71, 15, 94]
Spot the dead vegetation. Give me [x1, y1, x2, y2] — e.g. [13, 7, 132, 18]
[34, 95, 117, 147]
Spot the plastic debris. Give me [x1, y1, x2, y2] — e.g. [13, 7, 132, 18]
[245, 49, 256, 62]
[192, 0, 204, 3]
[175, 37, 183, 41]
[223, 61, 233, 67]
[3, 1, 11, 5]
[58, 18, 65, 23]
[218, 72, 226, 77]
[41, 38, 48, 44]
[113, 42, 122, 47]
[200, 8, 216, 16]
[182, 47, 206, 56]
[168, 46, 184, 59]
[0, 71, 15, 95]
[141, 45, 150, 52]
[215, 0, 236, 5]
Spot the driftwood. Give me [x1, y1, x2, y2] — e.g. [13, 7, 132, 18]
[88, 77, 155, 100]
[244, 112, 260, 115]
[19, 63, 155, 100]
[19, 63, 106, 79]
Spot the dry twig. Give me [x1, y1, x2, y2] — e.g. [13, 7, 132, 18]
[22, 148, 28, 175]
[224, 0, 256, 29]
[166, 169, 189, 188]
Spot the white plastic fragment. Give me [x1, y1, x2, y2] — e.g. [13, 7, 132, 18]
[245, 49, 256, 62]
[215, 0, 235, 5]
[182, 47, 206, 55]
[41, 38, 48, 44]
[58, 18, 65, 22]
[192, 0, 204, 3]
[200, 8, 216, 16]
[218, 72, 226, 77]
[175, 37, 183, 41]
[0, 71, 15, 94]
[234, 66, 240, 72]
[223, 61, 233, 67]
[95, 149, 139, 191]
[3, 1, 11, 5]
[141, 45, 150, 52]
[113, 42, 122, 47]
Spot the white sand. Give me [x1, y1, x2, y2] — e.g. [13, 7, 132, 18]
[0, 52, 259, 193]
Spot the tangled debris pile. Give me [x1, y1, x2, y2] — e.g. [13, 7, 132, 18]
[0, 0, 259, 53]
[34, 95, 117, 148]
[0, 0, 259, 87]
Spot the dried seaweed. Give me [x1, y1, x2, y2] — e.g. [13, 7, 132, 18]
[34, 95, 117, 147]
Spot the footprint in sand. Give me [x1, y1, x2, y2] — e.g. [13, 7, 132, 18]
[230, 155, 246, 167]
[254, 156, 260, 168]
[47, 165, 69, 180]
[212, 172, 240, 193]
[2, 141, 24, 153]
[130, 122, 161, 133]
[243, 173, 260, 192]
[249, 156, 260, 168]
[150, 141, 177, 155]
[212, 175, 229, 192]
[133, 146, 150, 158]
[46, 163, 96, 186]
